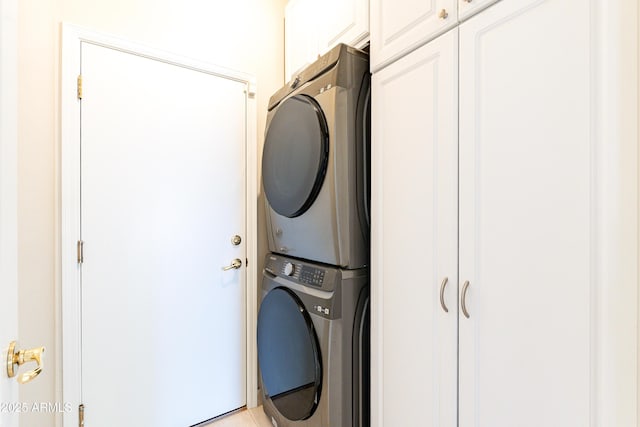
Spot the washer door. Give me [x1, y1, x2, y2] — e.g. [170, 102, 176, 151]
[257, 287, 322, 420]
[262, 95, 329, 218]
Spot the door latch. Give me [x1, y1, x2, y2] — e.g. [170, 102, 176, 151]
[222, 258, 243, 271]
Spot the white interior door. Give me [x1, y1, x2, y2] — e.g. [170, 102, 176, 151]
[0, 0, 18, 423]
[80, 42, 247, 426]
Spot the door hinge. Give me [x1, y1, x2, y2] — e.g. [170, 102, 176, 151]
[77, 240, 84, 264]
[78, 404, 84, 427]
[245, 82, 256, 99]
[77, 75, 83, 100]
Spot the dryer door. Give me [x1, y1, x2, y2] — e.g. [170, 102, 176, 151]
[257, 286, 322, 420]
[262, 95, 329, 218]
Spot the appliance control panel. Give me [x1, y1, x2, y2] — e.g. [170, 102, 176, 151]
[299, 265, 326, 287]
[264, 254, 337, 292]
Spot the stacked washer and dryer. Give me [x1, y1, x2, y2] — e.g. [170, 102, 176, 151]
[257, 44, 371, 427]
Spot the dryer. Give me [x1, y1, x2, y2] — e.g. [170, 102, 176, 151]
[257, 253, 370, 427]
[262, 44, 370, 269]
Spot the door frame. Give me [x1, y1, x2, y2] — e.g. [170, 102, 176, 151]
[60, 23, 258, 427]
[0, 0, 19, 422]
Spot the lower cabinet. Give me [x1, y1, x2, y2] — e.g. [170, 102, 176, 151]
[457, 0, 593, 424]
[371, 0, 637, 425]
[372, 27, 458, 427]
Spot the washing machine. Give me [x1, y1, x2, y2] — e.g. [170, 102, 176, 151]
[261, 44, 370, 269]
[257, 253, 370, 427]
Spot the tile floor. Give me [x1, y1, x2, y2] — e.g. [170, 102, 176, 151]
[203, 406, 273, 427]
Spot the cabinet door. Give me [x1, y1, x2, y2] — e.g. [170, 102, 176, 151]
[285, 0, 318, 82]
[459, 0, 592, 426]
[458, 0, 500, 21]
[318, 0, 369, 54]
[370, 0, 456, 72]
[372, 28, 458, 427]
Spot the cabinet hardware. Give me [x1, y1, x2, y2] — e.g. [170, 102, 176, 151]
[79, 404, 84, 427]
[461, 281, 471, 318]
[439, 277, 449, 313]
[77, 240, 84, 264]
[439, 9, 449, 19]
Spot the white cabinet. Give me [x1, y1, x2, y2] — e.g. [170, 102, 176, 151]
[457, 0, 592, 424]
[285, 0, 318, 82]
[371, 0, 638, 425]
[371, 28, 458, 427]
[370, 0, 456, 72]
[285, 0, 369, 82]
[457, 0, 500, 21]
[318, 0, 369, 54]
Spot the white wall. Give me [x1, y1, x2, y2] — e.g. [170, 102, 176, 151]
[17, 1, 285, 425]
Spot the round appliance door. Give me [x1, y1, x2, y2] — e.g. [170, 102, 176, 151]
[257, 287, 322, 420]
[262, 95, 329, 218]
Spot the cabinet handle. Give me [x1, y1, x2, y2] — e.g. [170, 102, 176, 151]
[439, 9, 449, 19]
[439, 277, 449, 313]
[461, 280, 471, 318]
[463, 0, 472, 3]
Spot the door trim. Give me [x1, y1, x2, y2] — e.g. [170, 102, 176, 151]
[60, 23, 258, 427]
[0, 0, 19, 424]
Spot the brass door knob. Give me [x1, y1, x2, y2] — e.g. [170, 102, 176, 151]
[6, 341, 45, 384]
[222, 258, 243, 271]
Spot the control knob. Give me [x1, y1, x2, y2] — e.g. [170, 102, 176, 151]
[283, 262, 295, 276]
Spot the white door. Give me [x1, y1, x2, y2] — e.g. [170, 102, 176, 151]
[458, 0, 592, 425]
[0, 0, 19, 423]
[80, 42, 247, 426]
[371, 28, 458, 427]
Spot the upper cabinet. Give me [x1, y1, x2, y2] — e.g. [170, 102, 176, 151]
[285, 0, 319, 83]
[318, 0, 369, 54]
[285, 0, 505, 80]
[458, 0, 500, 21]
[369, 0, 505, 72]
[285, 0, 369, 83]
[370, 0, 457, 72]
